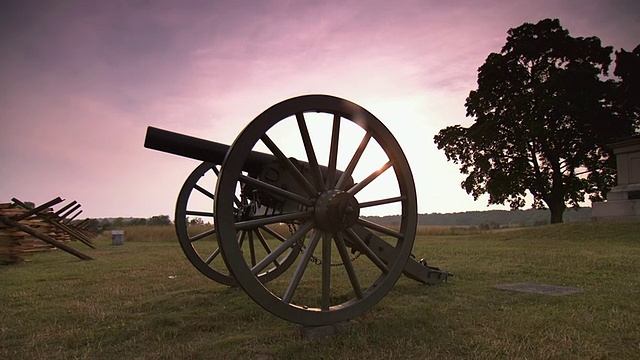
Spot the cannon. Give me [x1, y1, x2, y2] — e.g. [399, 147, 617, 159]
[144, 94, 451, 326]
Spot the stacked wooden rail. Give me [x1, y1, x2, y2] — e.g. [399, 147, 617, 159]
[0, 197, 95, 264]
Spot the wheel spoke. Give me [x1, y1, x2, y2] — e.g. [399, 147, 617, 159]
[345, 227, 389, 273]
[254, 229, 280, 267]
[326, 114, 341, 188]
[248, 230, 257, 266]
[296, 113, 325, 191]
[204, 247, 221, 265]
[194, 184, 215, 200]
[251, 221, 314, 275]
[360, 195, 406, 208]
[237, 230, 247, 248]
[186, 210, 215, 217]
[239, 174, 314, 207]
[357, 218, 404, 239]
[348, 160, 392, 196]
[259, 225, 287, 242]
[260, 134, 317, 196]
[335, 232, 363, 299]
[321, 232, 332, 311]
[235, 210, 313, 230]
[282, 229, 322, 303]
[204, 164, 243, 207]
[336, 131, 372, 190]
[189, 227, 216, 242]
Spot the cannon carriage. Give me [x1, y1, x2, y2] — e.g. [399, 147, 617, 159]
[145, 94, 451, 326]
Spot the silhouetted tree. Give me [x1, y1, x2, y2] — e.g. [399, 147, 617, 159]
[434, 19, 637, 224]
[112, 217, 125, 228]
[614, 44, 640, 123]
[83, 218, 101, 233]
[129, 218, 148, 226]
[148, 215, 171, 226]
[189, 217, 204, 226]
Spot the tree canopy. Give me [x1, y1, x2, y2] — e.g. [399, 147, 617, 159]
[434, 18, 638, 223]
[614, 44, 640, 120]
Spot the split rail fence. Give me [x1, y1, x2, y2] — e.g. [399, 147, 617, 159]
[0, 197, 96, 264]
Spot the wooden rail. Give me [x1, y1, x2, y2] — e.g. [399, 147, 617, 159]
[0, 197, 96, 264]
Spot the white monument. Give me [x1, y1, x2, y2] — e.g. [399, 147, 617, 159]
[592, 137, 640, 220]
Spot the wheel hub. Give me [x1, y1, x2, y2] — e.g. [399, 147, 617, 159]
[314, 189, 360, 232]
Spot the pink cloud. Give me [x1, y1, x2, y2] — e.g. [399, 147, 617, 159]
[1, 0, 638, 217]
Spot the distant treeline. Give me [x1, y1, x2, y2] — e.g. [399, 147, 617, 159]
[364, 208, 592, 228]
[91, 208, 592, 233]
[86, 215, 172, 232]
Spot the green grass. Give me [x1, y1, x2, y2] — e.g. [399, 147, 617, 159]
[1, 222, 639, 359]
[415, 224, 486, 236]
[94, 223, 293, 243]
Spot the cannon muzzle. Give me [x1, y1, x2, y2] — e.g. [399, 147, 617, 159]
[144, 126, 275, 174]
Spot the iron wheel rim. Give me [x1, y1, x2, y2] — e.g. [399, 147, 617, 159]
[215, 94, 417, 325]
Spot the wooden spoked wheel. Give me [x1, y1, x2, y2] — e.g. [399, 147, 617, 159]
[214, 95, 417, 325]
[175, 162, 299, 286]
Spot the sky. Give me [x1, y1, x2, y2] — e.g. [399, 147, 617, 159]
[1, 0, 639, 219]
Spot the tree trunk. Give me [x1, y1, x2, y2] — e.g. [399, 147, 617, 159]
[548, 201, 565, 224]
[547, 157, 566, 224]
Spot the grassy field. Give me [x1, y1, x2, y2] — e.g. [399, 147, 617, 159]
[1, 222, 639, 359]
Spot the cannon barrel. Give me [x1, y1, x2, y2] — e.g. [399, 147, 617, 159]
[144, 126, 275, 174]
